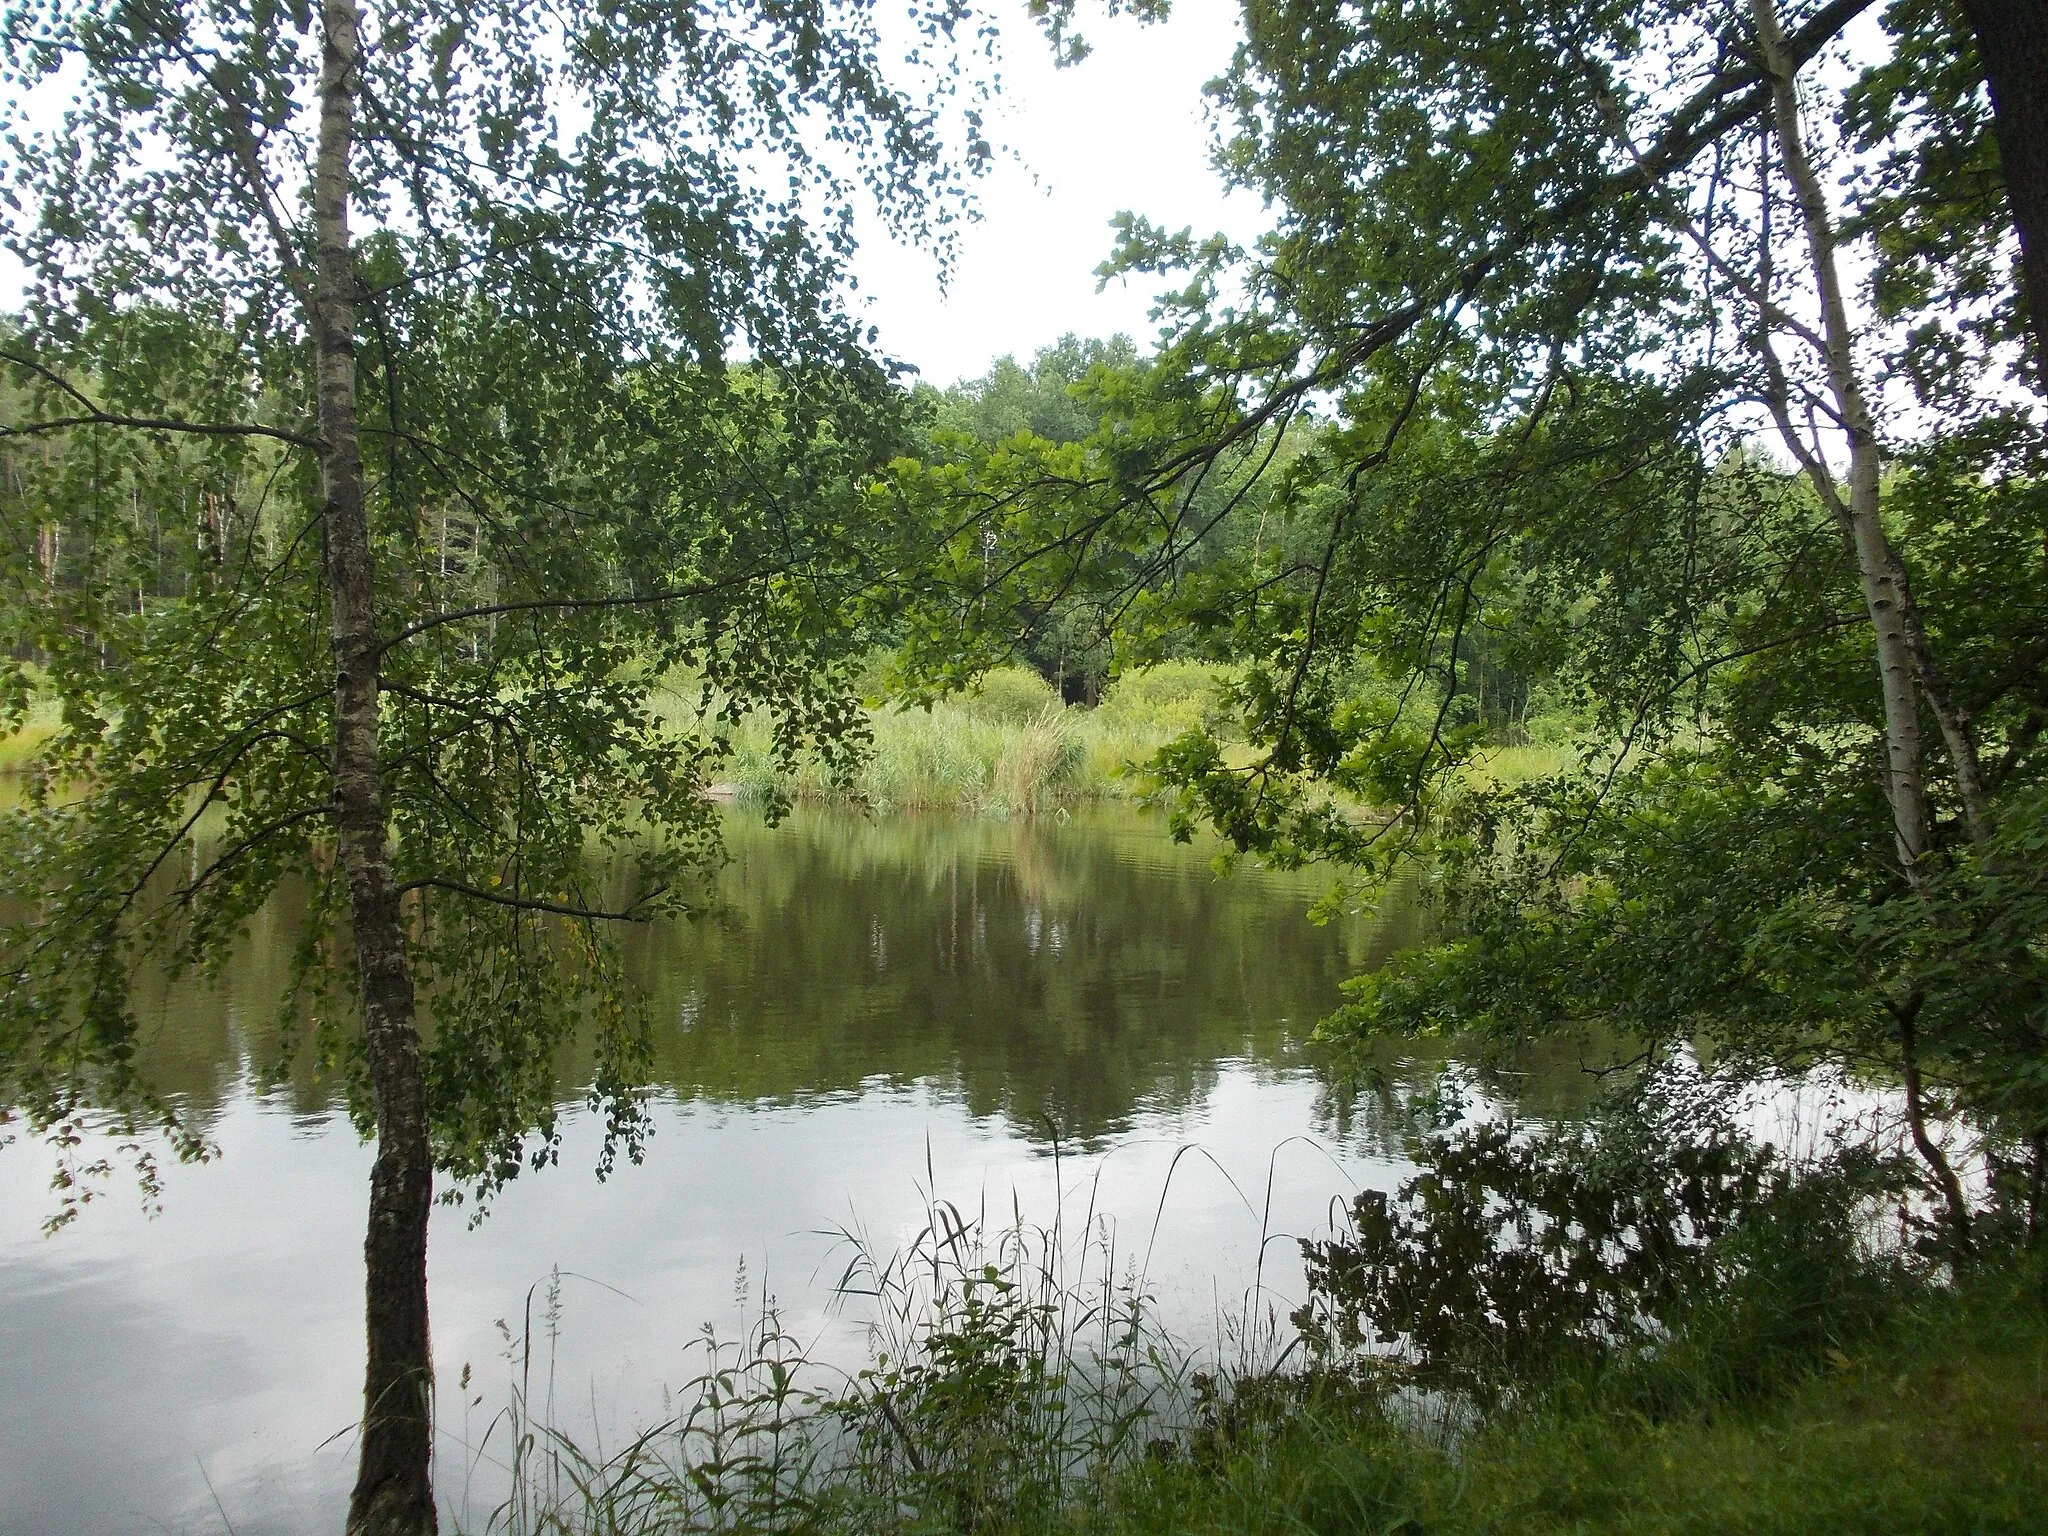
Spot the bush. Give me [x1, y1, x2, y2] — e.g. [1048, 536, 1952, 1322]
[964, 666, 1062, 726]
[1094, 664, 1229, 738]
[1296, 1078, 1915, 1405]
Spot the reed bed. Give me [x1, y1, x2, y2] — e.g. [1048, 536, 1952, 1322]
[712, 663, 1230, 817]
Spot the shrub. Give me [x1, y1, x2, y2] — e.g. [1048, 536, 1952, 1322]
[964, 666, 1062, 726]
[1094, 664, 1228, 739]
[1296, 1078, 1914, 1404]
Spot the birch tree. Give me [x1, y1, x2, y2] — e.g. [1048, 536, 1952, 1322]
[0, 1, 992, 1530]
[883, 0, 2048, 1242]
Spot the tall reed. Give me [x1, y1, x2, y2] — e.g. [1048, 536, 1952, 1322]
[461, 1143, 1220, 1536]
[712, 664, 1229, 817]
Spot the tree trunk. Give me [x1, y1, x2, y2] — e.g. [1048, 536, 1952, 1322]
[1885, 564, 1993, 847]
[1897, 1002, 1974, 1251]
[1956, 0, 2048, 397]
[2027, 1128, 2045, 1249]
[1753, 0, 1934, 875]
[311, 1, 439, 1531]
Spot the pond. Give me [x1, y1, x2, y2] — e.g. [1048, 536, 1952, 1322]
[0, 805, 1583, 1535]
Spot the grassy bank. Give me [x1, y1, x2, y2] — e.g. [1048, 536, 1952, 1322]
[712, 662, 1230, 815]
[477, 1259, 2046, 1536]
[1090, 1268, 2047, 1536]
[472, 1119, 2048, 1536]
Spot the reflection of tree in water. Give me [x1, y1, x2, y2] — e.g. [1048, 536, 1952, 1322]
[612, 806, 1418, 1145]
[103, 807, 1602, 1150]
[1310, 1032, 1622, 1165]
[112, 875, 335, 1126]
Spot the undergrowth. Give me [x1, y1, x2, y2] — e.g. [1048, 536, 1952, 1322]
[456, 1093, 2048, 1536]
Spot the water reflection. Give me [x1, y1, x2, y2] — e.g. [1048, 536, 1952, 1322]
[106, 806, 1425, 1147]
[0, 806, 1558, 1536]
[618, 808, 1421, 1145]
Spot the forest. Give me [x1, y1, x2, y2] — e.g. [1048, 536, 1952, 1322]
[2, 0, 2045, 1531]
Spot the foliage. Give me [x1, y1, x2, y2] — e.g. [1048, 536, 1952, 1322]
[881, 0, 2048, 1238]
[824, 1181, 1174, 1535]
[0, 0, 1008, 1517]
[1298, 1078, 1911, 1402]
[1842, 0, 2026, 409]
[914, 336, 1149, 699]
[935, 337, 1145, 450]
[0, 0, 995, 1202]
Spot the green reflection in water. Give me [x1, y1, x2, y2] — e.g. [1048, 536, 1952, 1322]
[137, 806, 1406, 1127]
[103, 803, 1618, 1148]
[615, 806, 1419, 1143]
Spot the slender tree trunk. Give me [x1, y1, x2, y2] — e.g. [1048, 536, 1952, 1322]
[1955, 0, 2048, 397]
[310, 2, 438, 1531]
[1885, 569, 1993, 848]
[2027, 1128, 2045, 1249]
[1896, 1001, 1974, 1251]
[1755, 0, 1988, 1253]
[1753, 0, 1933, 875]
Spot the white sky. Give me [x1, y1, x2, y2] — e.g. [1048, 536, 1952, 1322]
[851, 0, 1265, 387]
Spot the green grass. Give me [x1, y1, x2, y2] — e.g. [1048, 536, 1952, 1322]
[0, 696, 62, 774]
[1084, 1268, 2048, 1536]
[710, 662, 1231, 815]
[1461, 740, 1576, 789]
[474, 1215, 2048, 1536]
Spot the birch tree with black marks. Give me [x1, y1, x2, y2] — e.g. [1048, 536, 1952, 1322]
[0, 0, 995, 1528]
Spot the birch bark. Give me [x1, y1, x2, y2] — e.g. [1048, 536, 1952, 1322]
[1753, 0, 1974, 1244]
[310, 1, 439, 1529]
[1751, 0, 1932, 875]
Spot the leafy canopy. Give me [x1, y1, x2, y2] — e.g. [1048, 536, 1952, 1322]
[0, 0, 997, 1210]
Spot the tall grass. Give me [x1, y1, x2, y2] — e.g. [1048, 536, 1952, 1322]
[711, 663, 1229, 817]
[453, 1116, 2048, 1536]
[461, 1150, 1209, 1536]
[694, 662, 1593, 819]
[466, 1246, 2048, 1536]
[1459, 741, 1575, 790]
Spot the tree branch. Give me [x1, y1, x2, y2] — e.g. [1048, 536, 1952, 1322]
[0, 350, 319, 449]
[397, 877, 671, 923]
[374, 567, 789, 653]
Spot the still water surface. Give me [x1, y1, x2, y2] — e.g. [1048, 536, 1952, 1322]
[0, 807, 1556, 1535]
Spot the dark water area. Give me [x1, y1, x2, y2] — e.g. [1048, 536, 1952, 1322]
[0, 806, 1583, 1535]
